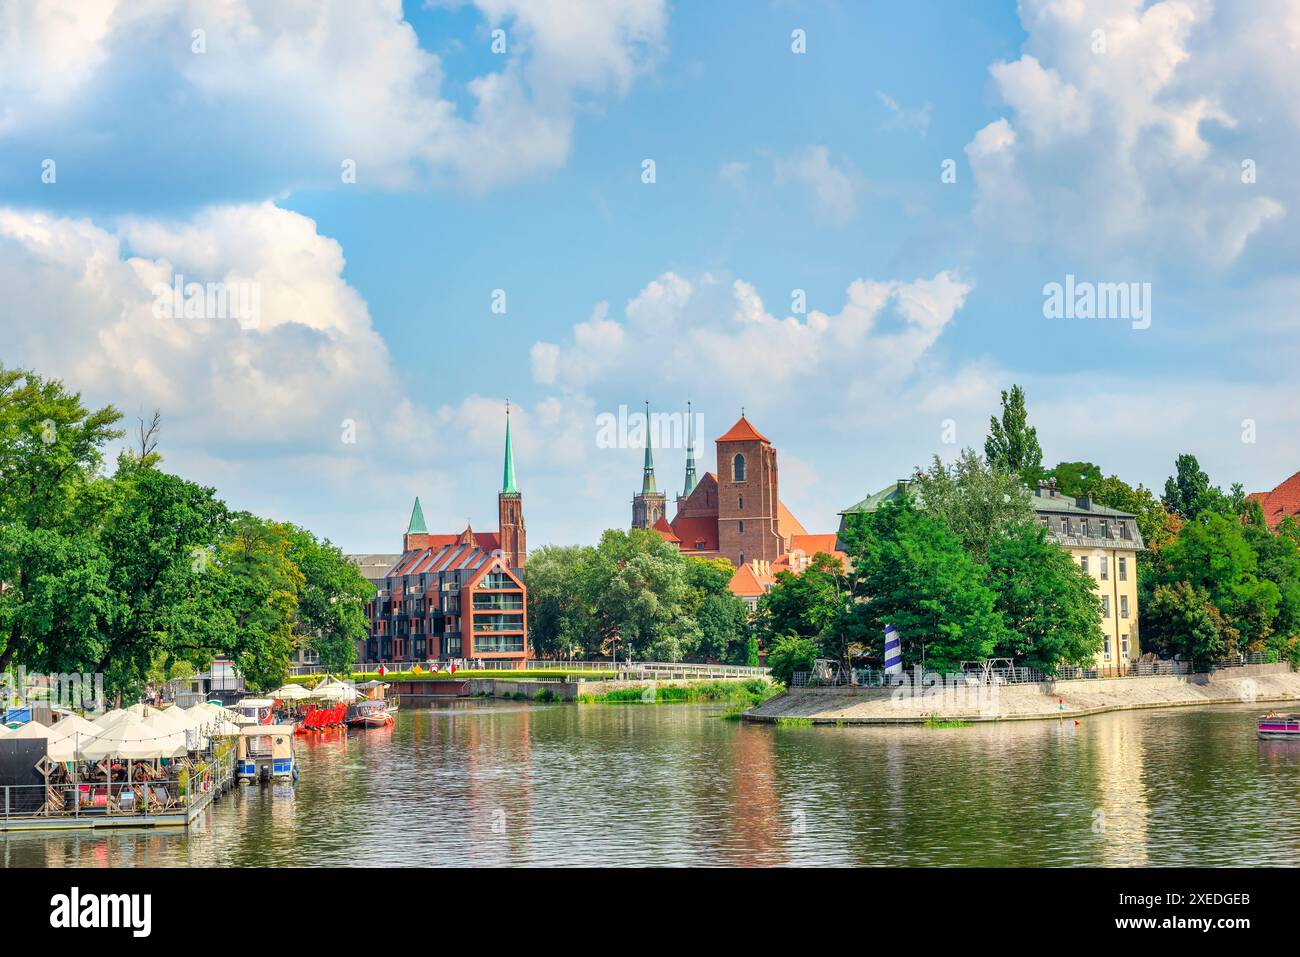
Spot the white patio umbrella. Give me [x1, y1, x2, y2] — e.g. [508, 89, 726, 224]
[95, 708, 127, 727]
[53, 714, 103, 738]
[315, 685, 361, 702]
[272, 684, 311, 701]
[80, 714, 187, 761]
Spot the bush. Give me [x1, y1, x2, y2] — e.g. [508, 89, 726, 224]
[765, 634, 820, 686]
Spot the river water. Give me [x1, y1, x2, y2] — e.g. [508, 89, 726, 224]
[3, 700, 1299, 867]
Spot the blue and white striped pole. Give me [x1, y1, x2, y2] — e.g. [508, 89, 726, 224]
[883, 624, 903, 676]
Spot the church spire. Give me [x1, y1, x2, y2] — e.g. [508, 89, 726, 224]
[502, 401, 518, 494]
[407, 497, 428, 535]
[682, 399, 697, 497]
[641, 400, 657, 494]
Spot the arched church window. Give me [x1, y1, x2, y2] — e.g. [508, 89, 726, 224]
[733, 453, 746, 482]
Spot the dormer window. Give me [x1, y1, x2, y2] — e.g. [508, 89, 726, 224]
[733, 453, 746, 482]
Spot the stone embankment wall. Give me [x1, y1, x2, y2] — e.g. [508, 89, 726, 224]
[745, 663, 1300, 725]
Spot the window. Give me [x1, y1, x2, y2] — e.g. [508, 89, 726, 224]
[1120, 595, 1129, 619]
[1100, 519, 1110, 538]
[1081, 519, 1090, 537]
[1101, 595, 1110, 617]
[1060, 517, 1070, 535]
[732, 453, 746, 482]
[1100, 556, 1108, 580]
[1119, 557, 1128, 581]
[1103, 638, 1111, 662]
[739, 551, 745, 566]
[1121, 634, 1130, 657]
[473, 633, 526, 653]
[738, 520, 745, 534]
[738, 495, 744, 510]
[1080, 556, 1089, 574]
[1120, 522, 1132, 541]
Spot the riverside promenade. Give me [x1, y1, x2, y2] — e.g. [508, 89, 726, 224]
[745, 662, 1300, 725]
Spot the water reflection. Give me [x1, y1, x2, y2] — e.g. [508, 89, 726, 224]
[3, 700, 1298, 867]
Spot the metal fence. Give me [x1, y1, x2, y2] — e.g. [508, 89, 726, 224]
[0, 749, 235, 824]
[791, 653, 1279, 688]
[293, 659, 771, 679]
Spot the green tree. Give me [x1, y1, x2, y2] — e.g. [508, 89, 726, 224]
[765, 634, 819, 686]
[839, 498, 1005, 672]
[0, 366, 123, 672]
[1152, 511, 1282, 657]
[1046, 461, 1103, 497]
[206, 514, 303, 691]
[525, 544, 596, 659]
[984, 521, 1104, 672]
[581, 529, 696, 662]
[696, 590, 750, 662]
[1144, 582, 1238, 669]
[758, 553, 843, 639]
[1161, 453, 1239, 519]
[90, 457, 232, 696]
[984, 384, 1043, 485]
[285, 525, 373, 674]
[910, 449, 1034, 562]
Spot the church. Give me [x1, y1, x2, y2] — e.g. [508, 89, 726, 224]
[632, 408, 843, 609]
[361, 408, 529, 666]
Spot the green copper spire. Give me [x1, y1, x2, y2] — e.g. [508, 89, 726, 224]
[407, 497, 428, 535]
[682, 399, 697, 497]
[641, 401, 657, 494]
[502, 402, 518, 494]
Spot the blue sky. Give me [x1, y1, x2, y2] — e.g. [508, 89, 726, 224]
[2, 0, 1297, 552]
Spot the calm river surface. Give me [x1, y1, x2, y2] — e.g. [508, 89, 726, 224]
[4, 700, 1300, 867]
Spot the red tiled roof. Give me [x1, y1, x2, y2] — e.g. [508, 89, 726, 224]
[651, 515, 680, 543]
[715, 415, 770, 444]
[1249, 470, 1300, 529]
[728, 561, 775, 598]
[790, 533, 839, 556]
[671, 515, 719, 551]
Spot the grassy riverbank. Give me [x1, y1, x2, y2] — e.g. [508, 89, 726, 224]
[578, 678, 779, 707]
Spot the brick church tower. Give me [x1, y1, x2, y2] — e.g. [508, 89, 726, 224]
[498, 405, 526, 568]
[631, 402, 667, 529]
[716, 413, 783, 567]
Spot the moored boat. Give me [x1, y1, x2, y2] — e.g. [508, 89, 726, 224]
[1257, 712, 1300, 739]
[234, 698, 275, 726]
[347, 699, 394, 729]
[236, 724, 299, 783]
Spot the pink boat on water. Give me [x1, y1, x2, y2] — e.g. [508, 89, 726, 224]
[1257, 712, 1300, 740]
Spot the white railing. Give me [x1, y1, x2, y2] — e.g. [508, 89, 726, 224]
[289, 659, 771, 679]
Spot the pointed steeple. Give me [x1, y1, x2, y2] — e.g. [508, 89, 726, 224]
[502, 401, 518, 494]
[682, 399, 698, 497]
[407, 497, 428, 535]
[641, 401, 657, 494]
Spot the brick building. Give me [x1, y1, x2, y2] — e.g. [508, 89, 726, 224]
[361, 408, 529, 667]
[634, 410, 844, 607]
